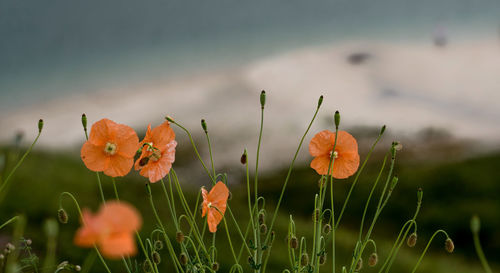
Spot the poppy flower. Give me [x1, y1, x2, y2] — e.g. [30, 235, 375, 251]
[81, 119, 139, 177]
[74, 201, 142, 259]
[309, 130, 360, 179]
[134, 121, 177, 183]
[201, 181, 229, 233]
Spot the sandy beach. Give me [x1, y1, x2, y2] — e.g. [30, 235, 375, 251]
[1, 38, 499, 167]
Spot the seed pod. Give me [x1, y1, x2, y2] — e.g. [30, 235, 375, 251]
[319, 253, 327, 265]
[407, 232, 417, 247]
[176, 231, 185, 243]
[179, 253, 188, 265]
[368, 253, 378, 267]
[323, 224, 331, 235]
[355, 258, 363, 271]
[289, 236, 298, 249]
[152, 251, 161, 264]
[258, 212, 266, 225]
[445, 238, 454, 253]
[260, 224, 268, 234]
[139, 157, 149, 167]
[300, 253, 309, 266]
[211, 262, 220, 271]
[58, 208, 68, 224]
[154, 240, 164, 250]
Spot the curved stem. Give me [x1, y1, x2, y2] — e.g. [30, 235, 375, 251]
[472, 229, 493, 273]
[0, 215, 19, 230]
[410, 230, 449, 273]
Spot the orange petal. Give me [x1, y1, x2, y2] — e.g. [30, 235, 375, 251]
[114, 124, 139, 158]
[208, 182, 229, 205]
[99, 232, 137, 259]
[98, 201, 142, 232]
[309, 130, 334, 157]
[201, 187, 209, 217]
[104, 155, 134, 177]
[138, 141, 176, 183]
[151, 121, 175, 151]
[81, 142, 110, 172]
[88, 119, 115, 146]
[310, 155, 331, 175]
[331, 152, 360, 179]
[74, 210, 99, 247]
[207, 208, 224, 233]
[334, 131, 358, 155]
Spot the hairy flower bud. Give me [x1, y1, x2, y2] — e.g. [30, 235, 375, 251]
[179, 253, 188, 265]
[176, 231, 185, 243]
[300, 253, 309, 266]
[380, 125, 386, 136]
[355, 257, 363, 271]
[211, 262, 220, 271]
[317, 95, 324, 108]
[260, 224, 268, 234]
[319, 253, 327, 265]
[368, 253, 378, 267]
[81, 114, 87, 131]
[407, 232, 417, 247]
[201, 119, 208, 133]
[241, 150, 247, 164]
[165, 116, 174, 123]
[445, 238, 454, 253]
[152, 251, 161, 264]
[334, 111, 340, 129]
[260, 90, 266, 108]
[143, 261, 153, 273]
[323, 224, 332, 235]
[154, 240, 164, 250]
[38, 119, 44, 133]
[258, 212, 266, 225]
[58, 208, 68, 224]
[289, 236, 298, 249]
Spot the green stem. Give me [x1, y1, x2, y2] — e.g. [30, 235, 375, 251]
[410, 230, 449, 273]
[472, 230, 493, 273]
[0, 216, 19, 230]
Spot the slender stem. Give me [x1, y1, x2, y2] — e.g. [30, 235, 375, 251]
[254, 107, 264, 210]
[204, 128, 216, 178]
[111, 177, 119, 201]
[472, 230, 493, 273]
[410, 230, 449, 273]
[0, 216, 19, 230]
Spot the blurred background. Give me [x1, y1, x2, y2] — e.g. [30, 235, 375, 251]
[1, 0, 499, 272]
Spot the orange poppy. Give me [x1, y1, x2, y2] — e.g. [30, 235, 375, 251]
[81, 119, 139, 177]
[201, 181, 229, 233]
[134, 121, 177, 183]
[309, 130, 360, 179]
[74, 201, 142, 259]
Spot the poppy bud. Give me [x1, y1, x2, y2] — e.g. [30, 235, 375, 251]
[445, 238, 454, 253]
[139, 157, 149, 167]
[211, 262, 220, 271]
[417, 188, 423, 204]
[300, 253, 309, 266]
[81, 114, 87, 132]
[75, 265, 81, 271]
[179, 253, 188, 265]
[241, 150, 247, 164]
[289, 236, 298, 249]
[319, 253, 327, 265]
[201, 119, 208, 133]
[143, 261, 153, 273]
[258, 212, 266, 225]
[260, 90, 266, 109]
[355, 257, 363, 271]
[334, 111, 340, 129]
[260, 224, 268, 234]
[58, 208, 68, 224]
[380, 125, 386, 136]
[407, 232, 417, 247]
[165, 116, 175, 123]
[470, 215, 481, 233]
[152, 251, 161, 264]
[368, 253, 378, 267]
[317, 95, 324, 108]
[176, 231, 185, 243]
[154, 240, 164, 250]
[38, 119, 44, 133]
[323, 224, 332, 235]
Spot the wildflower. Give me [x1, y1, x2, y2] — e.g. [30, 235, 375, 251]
[74, 201, 142, 259]
[134, 121, 177, 183]
[309, 130, 360, 179]
[201, 182, 229, 233]
[81, 119, 139, 177]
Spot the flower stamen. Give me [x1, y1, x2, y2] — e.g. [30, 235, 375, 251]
[104, 142, 117, 155]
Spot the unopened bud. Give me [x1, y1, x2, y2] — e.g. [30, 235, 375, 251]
[470, 215, 481, 233]
[176, 231, 185, 243]
[81, 114, 87, 131]
[317, 95, 324, 108]
[38, 119, 44, 133]
[390, 142, 398, 158]
[152, 251, 161, 264]
[300, 253, 309, 266]
[260, 224, 268, 234]
[211, 262, 220, 271]
[445, 238, 454, 253]
[154, 240, 164, 250]
[258, 212, 266, 225]
[58, 208, 68, 224]
[289, 236, 298, 249]
[368, 253, 378, 267]
[322, 224, 331, 235]
[319, 253, 327, 265]
[355, 257, 363, 271]
[334, 111, 340, 129]
[179, 253, 188, 265]
[201, 119, 208, 133]
[407, 232, 417, 247]
[165, 116, 174, 123]
[417, 188, 423, 204]
[380, 125, 386, 136]
[241, 150, 247, 165]
[260, 90, 266, 108]
[143, 261, 153, 273]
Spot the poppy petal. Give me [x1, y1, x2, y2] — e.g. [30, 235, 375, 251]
[81, 142, 110, 172]
[88, 119, 114, 146]
[310, 155, 332, 175]
[333, 131, 358, 154]
[99, 201, 142, 232]
[74, 210, 99, 247]
[207, 208, 224, 233]
[331, 152, 360, 179]
[201, 187, 209, 217]
[309, 130, 334, 157]
[99, 232, 137, 259]
[104, 155, 134, 177]
[151, 121, 175, 151]
[114, 124, 139, 158]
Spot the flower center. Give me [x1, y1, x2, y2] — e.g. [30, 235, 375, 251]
[150, 149, 162, 162]
[329, 150, 339, 159]
[104, 142, 117, 155]
[207, 202, 212, 208]
[146, 142, 154, 151]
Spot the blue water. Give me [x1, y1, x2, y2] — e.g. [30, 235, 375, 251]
[1, 0, 500, 109]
